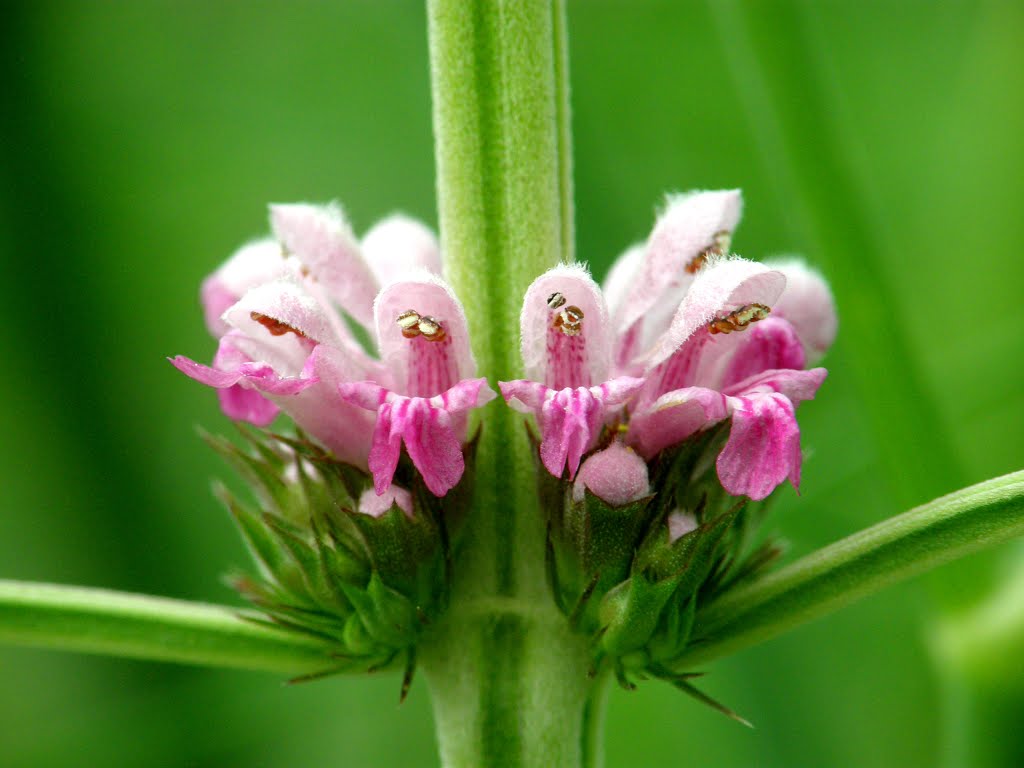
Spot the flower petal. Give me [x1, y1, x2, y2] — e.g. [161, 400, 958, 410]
[361, 214, 442, 284]
[222, 278, 343, 375]
[501, 377, 643, 479]
[201, 239, 287, 337]
[640, 257, 786, 373]
[717, 392, 802, 501]
[613, 190, 743, 341]
[374, 273, 475, 397]
[338, 378, 493, 497]
[602, 243, 644, 322]
[717, 316, 807, 390]
[170, 332, 318, 427]
[366, 399, 404, 494]
[724, 366, 827, 405]
[268, 344, 379, 467]
[627, 386, 729, 459]
[402, 401, 465, 497]
[520, 263, 612, 389]
[498, 379, 548, 413]
[431, 377, 497, 413]
[217, 385, 280, 427]
[765, 259, 838, 364]
[270, 203, 380, 329]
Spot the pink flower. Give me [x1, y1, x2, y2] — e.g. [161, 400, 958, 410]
[172, 203, 494, 497]
[501, 189, 836, 500]
[500, 264, 645, 479]
[625, 259, 834, 500]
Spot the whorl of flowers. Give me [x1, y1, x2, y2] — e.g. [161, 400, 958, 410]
[171, 189, 836, 692]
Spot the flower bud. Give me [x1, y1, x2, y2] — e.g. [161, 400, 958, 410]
[358, 485, 413, 519]
[667, 511, 698, 542]
[572, 442, 650, 505]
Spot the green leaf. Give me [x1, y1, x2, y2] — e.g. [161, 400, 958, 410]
[0, 580, 335, 675]
[672, 469, 1024, 668]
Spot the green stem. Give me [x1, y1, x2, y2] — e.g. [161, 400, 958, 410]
[580, 675, 611, 768]
[553, 0, 574, 263]
[0, 580, 334, 675]
[423, 1, 590, 766]
[674, 470, 1024, 668]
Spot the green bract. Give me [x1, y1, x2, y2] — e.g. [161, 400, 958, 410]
[207, 428, 473, 692]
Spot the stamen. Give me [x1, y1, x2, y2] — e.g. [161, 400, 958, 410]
[547, 292, 567, 310]
[553, 305, 584, 336]
[417, 315, 446, 342]
[708, 303, 771, 334]
[713, 229, 732, 253]
[250, 311, 308, 339]
[279, 242, 311, 277]
[397, 309, 421, 338]
[684, 229, 733, 274]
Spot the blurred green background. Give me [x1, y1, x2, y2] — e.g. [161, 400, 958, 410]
[2, 1, 1022, 766]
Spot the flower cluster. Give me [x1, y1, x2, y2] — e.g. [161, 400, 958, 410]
[505, 190, 836, 692]
[172, 190, 835, 688]
[173, 203, 495, 499]
[504, 189, 834, 501]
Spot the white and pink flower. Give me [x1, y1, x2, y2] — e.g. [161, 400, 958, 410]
[500, 189, 836, 501]
[175, 191, 835, 504]
[172, 203, 495, 498]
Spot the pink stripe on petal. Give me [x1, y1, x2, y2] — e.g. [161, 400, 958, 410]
[374, 274, 475, 396]
[520, 264, 612, 388]
[717, 393, 802, 501]
[593, 377, 645, 406]
[636, 330, 711, 410]
[368, 401, 404, 495]
[403, 402, 465, 497]
[340, 378, 493, 496]
[337, 380, 390, 411]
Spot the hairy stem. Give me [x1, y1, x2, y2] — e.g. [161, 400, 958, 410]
[423, 1, 590, 766]
[674, 470, 1024, 668]
[0, 580, 335, 675]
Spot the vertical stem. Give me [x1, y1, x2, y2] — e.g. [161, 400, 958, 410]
[581, 675, 611, 768]
[423, 2, 593, 767]
[553, 0, 575, 263]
